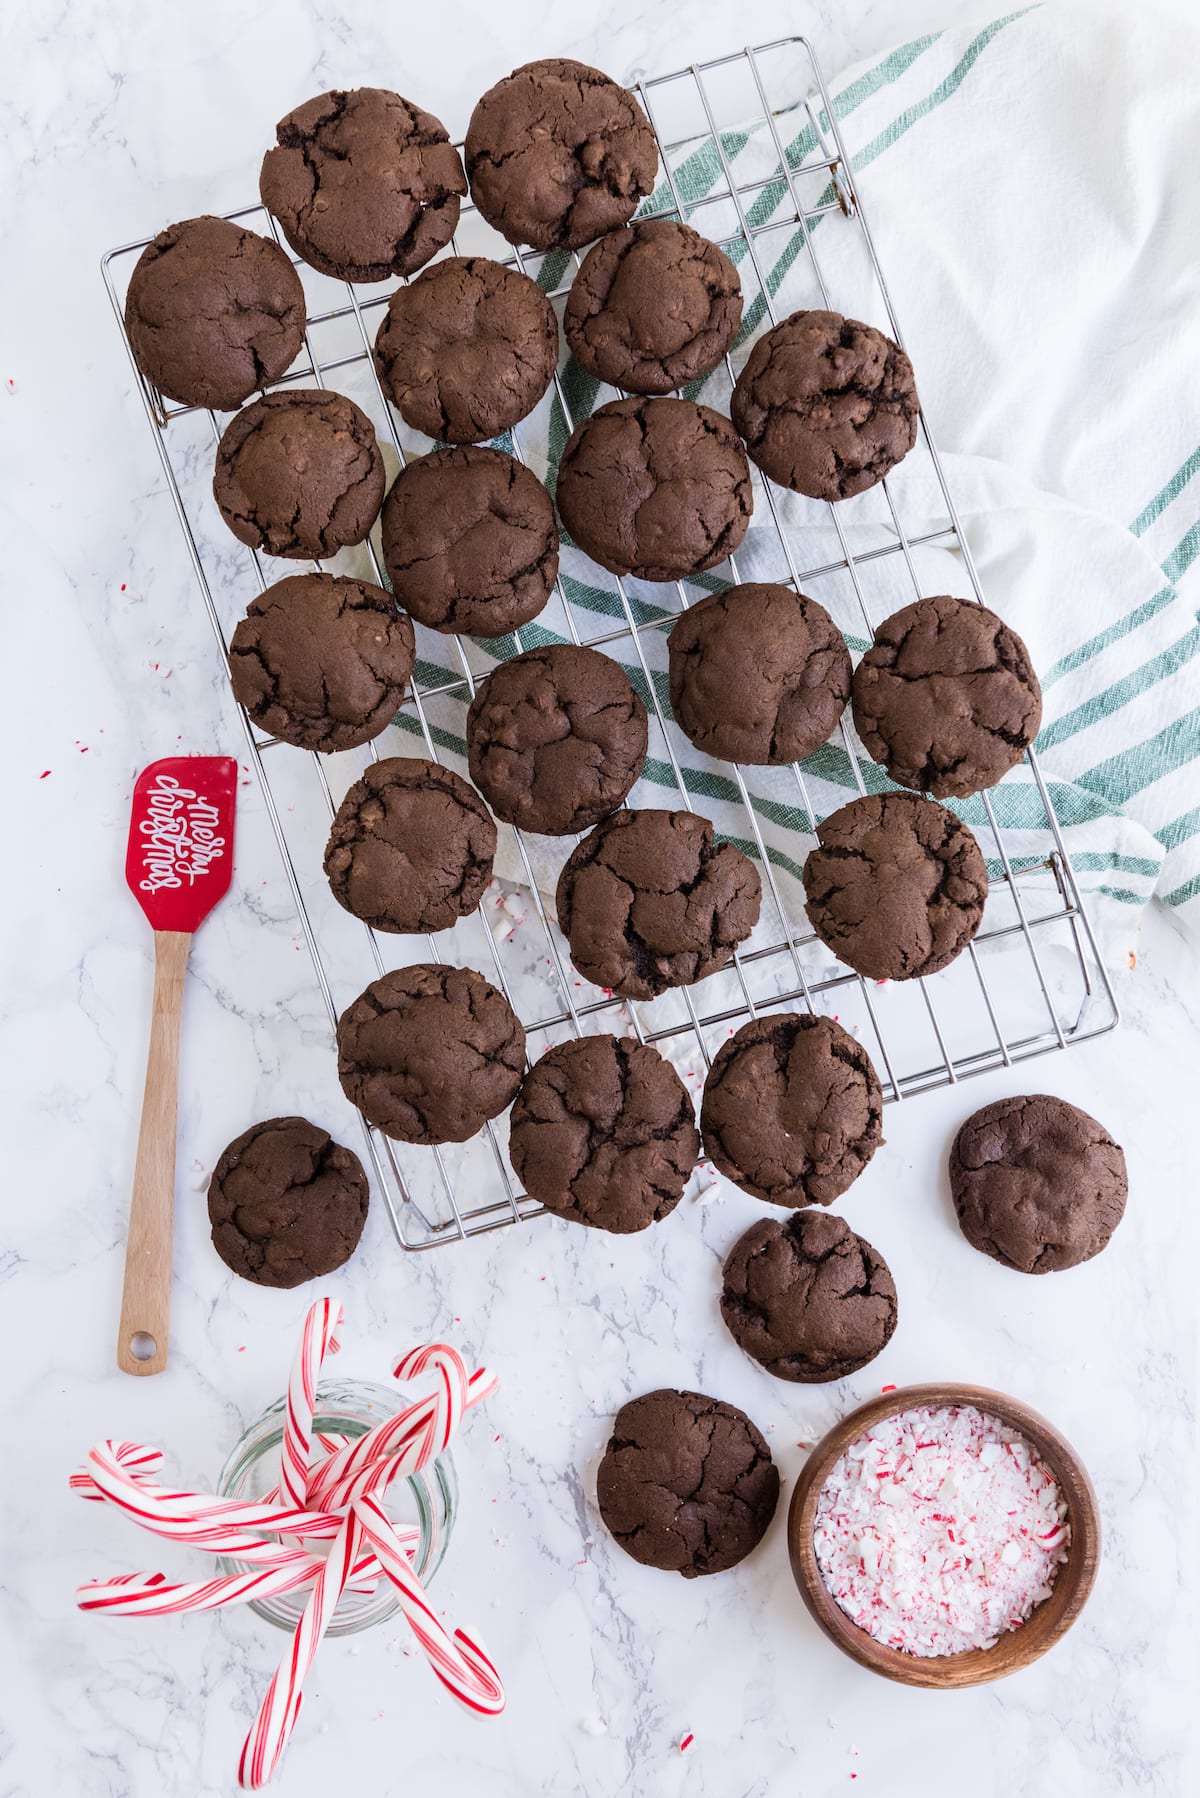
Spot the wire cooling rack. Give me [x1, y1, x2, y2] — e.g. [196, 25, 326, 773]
[103, 36, 1119, 1250]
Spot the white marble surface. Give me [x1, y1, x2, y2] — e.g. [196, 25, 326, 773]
[3, 1, 1199, 1794]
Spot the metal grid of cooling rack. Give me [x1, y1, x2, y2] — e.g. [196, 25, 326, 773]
[103, 35, 1119, 1251]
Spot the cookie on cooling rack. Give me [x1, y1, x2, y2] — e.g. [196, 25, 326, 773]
[380, 446, 558, 638]
[700, 1013, 883, 1208]
[466, 644, 648, 836]
[564, 218, 742, 395]
[124, 215, 306, 411]
[555, 807, 761, 1000]
[212, 389, 385, 559]
[556, 397, 752, 582]
[336, 964, 526, 1145]
[731, 309, 919, 501]
[260, 87, 466, 283]
[668, 582, 851, 765]
[228, 573, 414, 753]
[373, 256, 558, 443]
[802, 790, 988, 980]
[465, 58, 658, 252]
[208, 1117, 369, 1289]
[851, 593, 1043, 799]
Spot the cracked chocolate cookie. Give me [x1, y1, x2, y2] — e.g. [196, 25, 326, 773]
[721, 1210, 898, 1382]
[556, 808, 761, 1000]
[208, 1117, 369, 1289]
[465, 58, 657, 252]
[380, 446, 557, 637]
[731, 310, 919, 500]
[564, 218, 742, 395]
[373, 256, 558, 443]
[597, 1388, 779, 1577]
[701, 1013, 883, 1208]
[212, 389, 385, 559]
[803, 791, 988, 980]
[556, 396, 752, 581]
[324, 757, 495, 934]
[950, 1094, 1128, 1274]
[228, 573, 414, 752]
[124, 215, 306, 412]
[509, 1034, 699, 1231]
[260, 87, 466, 283]
[668, 583, 852, 765]
[336, 963, 525, 1144]
[851, 593, 1043, 799]
[466, 644, 647, 835]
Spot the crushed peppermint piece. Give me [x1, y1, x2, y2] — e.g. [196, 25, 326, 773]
[678, 1732, 695, 1753]
[578, 1716, 607, 1737]
[813, 1404, 1070, 1657]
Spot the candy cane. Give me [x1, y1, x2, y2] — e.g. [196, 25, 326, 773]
[238, 1511, 361, 1790]
[280, 1299, 341, 1510]
[76, 1528, 418, 1615]
[70, 1440, 164, 1499]
[307, 1351, 494, 1509]
[85, 1440, 349, 1543]
[353, 1496, 504, 1715]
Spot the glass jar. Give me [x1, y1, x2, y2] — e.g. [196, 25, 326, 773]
[217, 1377, 456, 1637]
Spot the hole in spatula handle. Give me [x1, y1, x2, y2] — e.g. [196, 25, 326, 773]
[129, 1331, 158, 1362]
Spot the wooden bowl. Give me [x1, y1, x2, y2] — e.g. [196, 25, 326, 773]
[788, 1383, 1099, 1688]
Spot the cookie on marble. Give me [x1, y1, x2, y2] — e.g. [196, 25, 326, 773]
[555, 808, 761, 1000]
[731, 309, 919, 500]
[373, 256, 558, 443]
[564, 218, 742, 394]
[466, 644, 647, 835]
[212, 389, 385, 559]
[802, 791, 988, 980]
[323, 757, 496, 934]
[336, 963, 525, 1144]
[380, 446, 558, 638]
[950, 1094, 1128, 1274]
[596, 1388, 780, 1577]
[721, 1210, 898, 1382]
[124, 215, 306, 411]
[556, 396, 752, 581]
[260, 87, 466, 282]
[228, 573, 414, 752]
[509, 1034, 699, 1231]
[465, 58, 657, 252]
[207, 1116, 369, 1289]
[700, 1013, 883, 1208]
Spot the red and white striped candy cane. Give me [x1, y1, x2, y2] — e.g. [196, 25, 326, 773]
[238, 1510, 362, 1790]
[307, 1350, 494, 1509]
[71, 1440, 164, 1499]
[84, 1441, 348, 1548]
[353, 1495, 504, 1715]
[280, 1299, 341, 1510]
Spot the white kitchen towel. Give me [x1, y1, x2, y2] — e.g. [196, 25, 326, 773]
[397, 3, 1200, 944]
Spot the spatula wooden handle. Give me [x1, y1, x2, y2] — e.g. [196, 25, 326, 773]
[118, 928, 191, 1376]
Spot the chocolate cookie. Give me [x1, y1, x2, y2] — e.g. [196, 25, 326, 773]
[212, 390, 385, 559]
[124, 216, 306, 412]
[851, 594, 1043, 799]
[564, 219, 742, 395]
[324, 758, 496, 934]
[556, 808, 761, 1000]
[510, 1035, 698, 1231]
[721, 1210, 898, 1382]
[207, 1117, 368, 1289]
[556, 397, 752, 581]
[731, 310, 919, 500]
[373, 257, 558, 443]
[803, 791, 988, 980]
[336, 963, 525, 1144]
[597, 1389, 779, 1577]
[950, 1094, 1128, 1274]
[466, 644, 647, 835]
[465, 58, 657, 252]
[701, 1013, 883, 1208]
[668, 583, 851, 765]
[228, 573, 414, 752]
[380, 446, 558, 637]
[259, 87, 466, 283]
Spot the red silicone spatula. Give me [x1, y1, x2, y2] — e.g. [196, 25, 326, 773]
[118, 755, 238, 1375]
